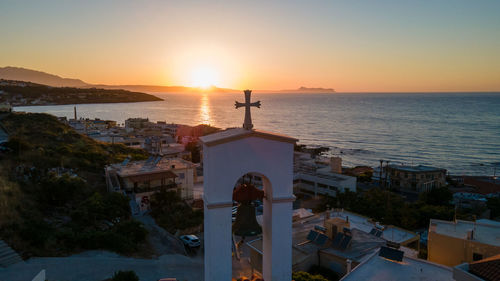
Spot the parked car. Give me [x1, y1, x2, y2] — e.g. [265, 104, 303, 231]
[179, 234, 201, 248]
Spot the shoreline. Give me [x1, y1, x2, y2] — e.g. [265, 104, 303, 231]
[10, 99, 162, 107]
[11, 92, 499, 177]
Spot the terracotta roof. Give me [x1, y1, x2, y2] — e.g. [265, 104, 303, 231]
[464, 177, 500, 195]
[469, 254, 500, 281]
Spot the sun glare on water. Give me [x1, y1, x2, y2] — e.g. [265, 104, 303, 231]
[191, 66, 220, 89]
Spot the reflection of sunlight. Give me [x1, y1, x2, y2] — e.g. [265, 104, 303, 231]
[199, 94, 211, 124]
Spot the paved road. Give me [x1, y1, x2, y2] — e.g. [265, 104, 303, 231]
[135, 215, 187, 256]
[0, 251, 203, 281]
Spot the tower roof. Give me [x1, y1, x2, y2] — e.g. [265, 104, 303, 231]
[200, 128, 297, 147]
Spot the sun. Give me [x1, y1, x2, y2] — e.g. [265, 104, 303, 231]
[190, 66, 220, 89]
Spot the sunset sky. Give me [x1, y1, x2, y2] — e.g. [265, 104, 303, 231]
[1, 0, 499, 92]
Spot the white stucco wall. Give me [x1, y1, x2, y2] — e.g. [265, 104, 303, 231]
[203, 133, 295, 281]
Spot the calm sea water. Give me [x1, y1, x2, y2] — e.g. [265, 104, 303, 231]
[14, 92, 500, 176]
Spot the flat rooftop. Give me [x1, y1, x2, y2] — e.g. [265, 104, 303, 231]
[108, 157, 193, 177]
[248, 211, 386, 263]
[430, 219, 500, 247]
[389, 164, 445, 173]
[329, 210, 418, 244]
[341, 250, 453, 281]
[320, 228, 385, 261]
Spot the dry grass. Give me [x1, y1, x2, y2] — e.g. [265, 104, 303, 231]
[0, 170, 22, 228]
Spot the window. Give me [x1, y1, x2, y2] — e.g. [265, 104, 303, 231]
[179, 173, 185, 179]
[473, 253, 483, 261]
[318, 183, 328, 189]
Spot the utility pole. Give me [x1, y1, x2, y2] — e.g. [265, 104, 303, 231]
[384, 161, 390, 189]
[379, 160, 383, 188]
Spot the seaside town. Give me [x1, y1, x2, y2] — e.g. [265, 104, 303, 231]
[1, 97, 499, 281]
[1, 1, 500, 280]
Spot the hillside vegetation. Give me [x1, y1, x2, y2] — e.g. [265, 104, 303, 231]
[0, 79, 163, 106]
[0, 112, 149, 257]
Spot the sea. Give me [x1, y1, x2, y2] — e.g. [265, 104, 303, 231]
[14, 92, 500, 176]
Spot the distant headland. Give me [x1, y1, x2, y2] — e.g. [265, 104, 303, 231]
[0, 79, 163, 106]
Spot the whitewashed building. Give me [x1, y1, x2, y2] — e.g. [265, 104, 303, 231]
[293, 153, 356, 196]
[105, 157, 195, 209]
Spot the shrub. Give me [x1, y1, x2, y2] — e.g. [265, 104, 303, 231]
[292, 271, 329, 281]
[39, 173, 87, 206]
[113, 220, 148, 243]
[308, 265, 339, 281]
[19, 217, 54, 247]
[111, 270, 139, 281]
[150, 190, 203, 233]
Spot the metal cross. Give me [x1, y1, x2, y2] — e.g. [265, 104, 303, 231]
[235, 89, 261, 130]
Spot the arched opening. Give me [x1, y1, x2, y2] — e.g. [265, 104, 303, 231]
[231, 172, 272, 280]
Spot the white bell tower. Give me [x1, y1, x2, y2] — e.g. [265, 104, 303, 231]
[200, 90, 296, 281]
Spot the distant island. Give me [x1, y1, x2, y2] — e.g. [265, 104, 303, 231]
[0, 66, 335, 94]
[276, 86, 336, 93]
[0, 80, 163, 106]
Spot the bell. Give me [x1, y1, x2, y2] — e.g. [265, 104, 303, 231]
[232, 183, 265, 237]
[232, 202, 262, 236]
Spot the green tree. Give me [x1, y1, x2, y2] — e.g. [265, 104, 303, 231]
[418, 186, 452, 206]
[487, 197, 500, 219]
[185, 141, 201, 163]
[292, 271, 329, 281]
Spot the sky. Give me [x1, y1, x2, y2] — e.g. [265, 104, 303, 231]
[1, 0, 499, 92]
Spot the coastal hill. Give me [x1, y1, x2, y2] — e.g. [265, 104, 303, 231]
[0, 80, 163, 106]
[0, 66, 88, 88]
[0, 112, 149, 256]
[0, 66, 335, 94]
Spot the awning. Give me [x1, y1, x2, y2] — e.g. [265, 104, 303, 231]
[126, 171, 178, 182]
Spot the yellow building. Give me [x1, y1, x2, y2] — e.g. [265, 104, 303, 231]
[427, 219, 500, 266]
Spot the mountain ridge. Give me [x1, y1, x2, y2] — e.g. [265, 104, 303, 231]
[0, 66, 89, 87]
[0, 66, 334, 94]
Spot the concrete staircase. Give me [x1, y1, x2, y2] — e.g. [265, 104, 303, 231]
[0, 240, 23, 267]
